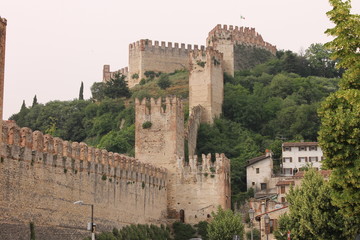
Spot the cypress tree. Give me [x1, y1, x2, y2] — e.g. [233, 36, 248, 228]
[79, 81, 84, 100]
[32, 95, 38, 107]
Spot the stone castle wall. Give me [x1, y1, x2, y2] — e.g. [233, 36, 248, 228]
[134, 97, 230, 224]
[0, 17, 7, 144]
[186, 105, 204, 157]
[128, 40, 204, 87]
[207, 24, 276, 75]
[135, 96, 185, 170]
[189, 47, 224, 124]
[0, 122, 167, 240]
[103, 65, 128, 82]
[174, 154, 231, 223]
[103, 24, 276, 87]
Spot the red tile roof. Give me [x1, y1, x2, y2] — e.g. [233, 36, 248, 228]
[276, 180, 295, 186]
[283, 142, 318, 147]
[293, 170, 331, 178]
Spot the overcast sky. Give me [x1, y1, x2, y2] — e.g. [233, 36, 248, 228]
[1, 0, 360, 119]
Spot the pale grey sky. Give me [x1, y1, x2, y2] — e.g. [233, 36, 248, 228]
[1, 0, 360, 119]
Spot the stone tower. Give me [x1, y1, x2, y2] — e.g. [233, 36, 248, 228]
[189, 47, 224, 124]
[207, 24, 276, 76]
[135, 97, 231, 223]
[135, 97, 185, 217]
[0, 17, 7, 143]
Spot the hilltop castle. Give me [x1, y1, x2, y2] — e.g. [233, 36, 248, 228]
[0, 21, 275, 239]
[103, 24, 276, 87]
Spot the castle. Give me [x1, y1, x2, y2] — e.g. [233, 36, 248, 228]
[103, 24, 276, 87]
[0, 20, 275, 239]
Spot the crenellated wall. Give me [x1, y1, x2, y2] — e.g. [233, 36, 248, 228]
[0, 17, 6, 144]
[128, 39, 205, 87]
[135, 96, 185, 169]
[189, 47, 224, 124]
[174, 153, 231, 223]
[103, 65, 129, 82]
[0, 121, 167, 240]
[134, 96, 231, 224]
[207, 24, 276, 76]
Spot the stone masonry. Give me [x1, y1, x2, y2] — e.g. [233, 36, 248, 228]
[189, 47, 224, 124]
[0, 122, 167, 239]
[0, 17, 7, 144]
[135, 97, 231, 223]
[103, 24, 276, 83]
[207, 24, 276, 76]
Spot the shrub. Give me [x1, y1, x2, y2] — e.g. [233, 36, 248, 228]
[173, 221, 196, 240]
[157, 75, 171, 89]
[142, 121, 152, 129]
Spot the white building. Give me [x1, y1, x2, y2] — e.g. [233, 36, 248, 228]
[246, 150, 273, 192]
[281, 142, 323, 176]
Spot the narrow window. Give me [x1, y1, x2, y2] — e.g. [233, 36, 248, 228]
[281, 186, 285, 194]
[256, 168, 260, 174]
[180, 209, 185, 223]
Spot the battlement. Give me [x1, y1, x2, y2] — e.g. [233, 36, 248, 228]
[208, 24, 276, 55]
[189, 47, 223, 71]
[1, 121, 167, 181]
[135, 96, 183, 116]
[0, 17, 7, 26]
[129, 39, 205, 53]
[103, 65, 129, 82]
[177, 153, 230, 175]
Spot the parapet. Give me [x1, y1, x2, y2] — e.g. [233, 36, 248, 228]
[0, 17, 7, 26]
[207, 24, 276, 55]
[189, 47, 223, 71]
[103, 65, 129, 82]
[177, 153, 230, 175]
[129, 39, 205, 54]
[1, 121, 167, 181]
[135, 96, 183, 116]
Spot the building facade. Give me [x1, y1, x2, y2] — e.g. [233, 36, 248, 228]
[281, 142, 323, 176]
[246, 150, 273, 193]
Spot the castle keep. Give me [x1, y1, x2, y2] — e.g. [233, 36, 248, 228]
[103, 24, 276, 85]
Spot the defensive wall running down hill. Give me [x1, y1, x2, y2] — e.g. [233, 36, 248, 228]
[0, 121, 167, 240]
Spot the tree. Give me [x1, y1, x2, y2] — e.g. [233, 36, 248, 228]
[79, 81, 84, 100]
[207, 207, 244, 240]
[318, 0, 360, 236]
[173, 221, 196, 240]
[304, 43, 340, 78]
[274, 169, 350, 240]
[32, 95, 38, 107]
[104, 73, 131, 99]
[91, 82, 106, 101]
[157, 75, 171, 89]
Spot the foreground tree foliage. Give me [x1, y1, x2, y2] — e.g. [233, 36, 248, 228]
[274, 169, 350, 240]
[84, 224, 171, 240]
[318, 0, 360, 236]
[207, 207, 244, 240]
